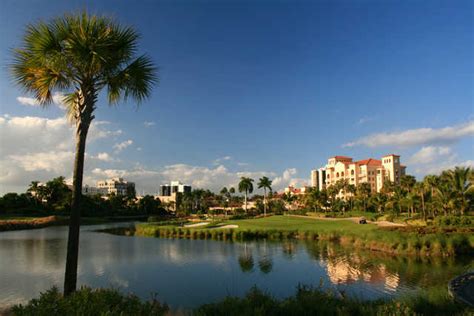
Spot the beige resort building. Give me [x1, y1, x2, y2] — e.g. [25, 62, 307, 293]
[311, 154, 406, 194]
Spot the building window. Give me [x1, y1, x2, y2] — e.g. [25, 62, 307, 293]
[336, 172, 339, 177]
[327, 174, 330, 179]
[341, 172, 344, 177]
[351, 170, 354, 175]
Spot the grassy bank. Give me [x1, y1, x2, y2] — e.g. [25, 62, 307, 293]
[0, 216, 68, 232]
[127, 216, 474, 257]
[10, 285, 473, 316]
[0, 215, 129, 232]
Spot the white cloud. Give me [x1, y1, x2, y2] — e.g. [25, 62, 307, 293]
[408, 146, 455, 165]
[213, 156, 232, 165]
[344, 121, 474, 148]
[113, 140, 133, 152]
[93, 152, 114, 162]
[17, 92, 67, 108]
[144, 121, 156, 127]
[414, 159, 474, 176]
[17, 96, 40, 106]
[0, 115, 126, 194]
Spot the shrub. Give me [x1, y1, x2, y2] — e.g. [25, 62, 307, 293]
[11, 287, 168, 316]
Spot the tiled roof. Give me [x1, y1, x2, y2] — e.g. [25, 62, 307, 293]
[356, 158, 382, 166]
[332, 155, 352, 159]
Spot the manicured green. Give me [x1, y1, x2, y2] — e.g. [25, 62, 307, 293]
[130, 216, 474, 257]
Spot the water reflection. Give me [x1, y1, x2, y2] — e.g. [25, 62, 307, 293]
[0, 224, 472, 310]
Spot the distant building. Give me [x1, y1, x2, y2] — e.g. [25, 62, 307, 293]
[156, 181, 192, 211]
[96, 178, 135, 196]
[159, 181, 191, 196]
[284, 186, 310, 196]
[311, 154, 406, 194]
[82, 185, 108, 196]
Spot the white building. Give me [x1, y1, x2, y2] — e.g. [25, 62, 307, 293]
[96, 178, 135, 196]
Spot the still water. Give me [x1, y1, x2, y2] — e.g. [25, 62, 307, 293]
[0, 223, 472, 310]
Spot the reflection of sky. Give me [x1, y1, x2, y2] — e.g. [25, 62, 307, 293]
[0, 224, 472, 310]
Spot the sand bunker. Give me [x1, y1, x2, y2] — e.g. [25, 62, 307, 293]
[215, 224, 239, 229]
[184, 222, 210, 228]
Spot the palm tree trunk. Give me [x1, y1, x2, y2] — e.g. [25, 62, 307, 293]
[263, 188, 267, 217]
[421, 192, 426, 221]
[244, 191, 248, 213]
[64, 119, 90, 296]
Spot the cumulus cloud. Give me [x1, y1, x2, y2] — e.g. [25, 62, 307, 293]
[0, 115, 125, 193]
[344, 121, 474, 148]
[406, 145, 473, 177]
[272, 168, 308, 190]
[143, 121, 156, 127]
[408, 146, 455, 165]
[113, 140, 133, 152]
[92, 152, 115, 162]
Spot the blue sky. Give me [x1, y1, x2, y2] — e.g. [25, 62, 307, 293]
[0, 0, 472, 194]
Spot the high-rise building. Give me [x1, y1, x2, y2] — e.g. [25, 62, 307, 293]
[96, 178, 135, 196]
[310, 154, 406, 194]
[159, 181, 191, 196]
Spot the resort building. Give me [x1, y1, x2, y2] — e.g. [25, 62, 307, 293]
[96, 178, 135, 196]
[311, 154, 406, 194]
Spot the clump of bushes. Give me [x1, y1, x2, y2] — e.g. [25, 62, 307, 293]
[195, 285, 471, 316]
[435, 216, 473, 227]
[11, 287, 168, 316]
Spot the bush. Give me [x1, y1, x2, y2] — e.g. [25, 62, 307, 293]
[435, 216, 473, 227]
[11, 287, 168, 316]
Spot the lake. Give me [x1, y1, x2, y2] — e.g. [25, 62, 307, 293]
[0, 222, 472, 311]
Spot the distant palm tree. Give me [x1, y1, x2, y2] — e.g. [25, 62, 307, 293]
[11, 12, 157, 295]
[238, 177, 254, 213]
[257, 176, 272, 217]
[447, 167, 472, 215]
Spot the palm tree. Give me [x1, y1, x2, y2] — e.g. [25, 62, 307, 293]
[447, 167, 472, 215]
[357, 183, 371, 211]
[257, 176, 272, 217]
[238, 177, 254, 213]
[11, 12, 156, 295]
[414, 182, 426, 221]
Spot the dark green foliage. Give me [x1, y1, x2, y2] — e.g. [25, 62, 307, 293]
[11, 287, 168, 316]
[195, 285, 472, 316]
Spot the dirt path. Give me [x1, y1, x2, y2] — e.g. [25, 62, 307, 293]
[287, 215, 406, 227]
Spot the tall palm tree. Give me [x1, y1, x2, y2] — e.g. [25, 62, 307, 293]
[257, 176, 272, 217]
[413, 182, 425, 220]
[11, 12, 156, 295]
[238, 177, 254, 213]
[447, 167, 472, 215]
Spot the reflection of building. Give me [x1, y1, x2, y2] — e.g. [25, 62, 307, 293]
[311, 154, 406, 193]
[325, 258, 399, 291]
[96, 178, 135, 196]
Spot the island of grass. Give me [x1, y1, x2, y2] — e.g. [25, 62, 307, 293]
[107, 215, 474, 257]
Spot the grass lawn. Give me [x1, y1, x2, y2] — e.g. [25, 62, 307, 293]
[220, 216, 377, 234]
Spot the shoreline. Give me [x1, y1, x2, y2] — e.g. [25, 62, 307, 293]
[100, 216, 474, 258]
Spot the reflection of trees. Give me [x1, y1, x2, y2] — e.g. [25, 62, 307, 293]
[258, 256, 273, 274]
[238, 243, 254, 272]
[282, 241, 296, 259]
